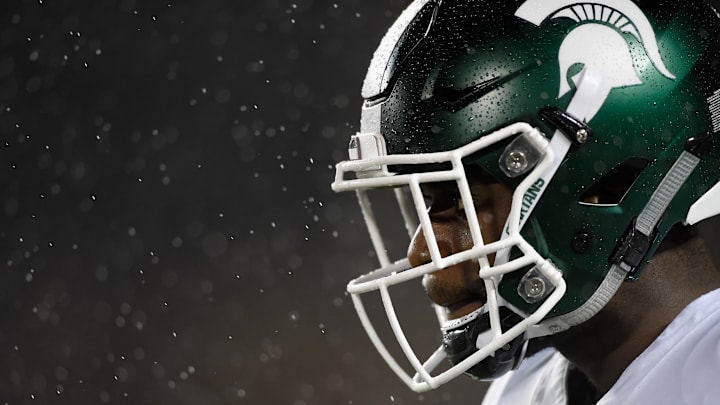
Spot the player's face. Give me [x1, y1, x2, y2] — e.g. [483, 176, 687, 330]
[407, 171, 513, 320]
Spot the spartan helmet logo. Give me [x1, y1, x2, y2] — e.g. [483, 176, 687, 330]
[516, 0, 676, 122]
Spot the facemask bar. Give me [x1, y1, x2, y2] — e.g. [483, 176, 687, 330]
[333, 122, 567, 392]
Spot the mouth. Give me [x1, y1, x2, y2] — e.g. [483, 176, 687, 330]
[445, 277, 488, 318]
[444, 286, 487, 321]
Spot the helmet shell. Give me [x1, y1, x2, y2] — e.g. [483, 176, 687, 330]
[365, 0, 720, 317]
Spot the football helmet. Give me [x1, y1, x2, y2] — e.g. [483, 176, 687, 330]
[332, 0, 720, 392]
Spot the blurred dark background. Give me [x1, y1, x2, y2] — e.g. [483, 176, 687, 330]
[0, 0, 491, 404]
[0, 1, 718, 404]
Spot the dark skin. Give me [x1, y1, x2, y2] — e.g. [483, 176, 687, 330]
[408, 173, 720, 395]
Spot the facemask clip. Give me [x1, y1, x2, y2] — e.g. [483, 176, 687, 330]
[499, 132, 545, 178]
[517, 263, 558, 304]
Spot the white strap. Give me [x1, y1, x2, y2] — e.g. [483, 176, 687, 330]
[496, 66, 607, 267]
[637, 151, 700, 235]
[516, 66, 607, 232]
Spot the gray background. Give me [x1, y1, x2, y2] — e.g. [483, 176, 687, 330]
[0, 0, 718, 404]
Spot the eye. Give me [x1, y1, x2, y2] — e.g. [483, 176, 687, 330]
[456, 194, 492, 220]
[422, 189, 463, 215]
[472, 193, 492, 210]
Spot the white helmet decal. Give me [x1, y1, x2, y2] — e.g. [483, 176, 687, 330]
[516, 0, 676, 121]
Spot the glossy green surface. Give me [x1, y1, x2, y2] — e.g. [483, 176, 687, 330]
[371, 0, 720, 317]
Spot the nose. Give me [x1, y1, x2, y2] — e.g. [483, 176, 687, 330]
[408, 182, 513, 317]
[408, 210, 483, 311]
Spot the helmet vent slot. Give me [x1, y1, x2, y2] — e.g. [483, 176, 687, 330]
[579, 157, 650, 206]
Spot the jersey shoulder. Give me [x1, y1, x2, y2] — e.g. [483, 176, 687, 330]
[482, 349, 569, 405]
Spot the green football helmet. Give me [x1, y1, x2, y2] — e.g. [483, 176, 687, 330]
[332, 0, 720, 392]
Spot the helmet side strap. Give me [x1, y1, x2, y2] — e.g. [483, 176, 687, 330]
[611, 134, 712, 276]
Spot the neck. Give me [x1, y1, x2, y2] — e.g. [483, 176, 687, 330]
[552, 236, 720, 394]
[555, 302, 672, 393]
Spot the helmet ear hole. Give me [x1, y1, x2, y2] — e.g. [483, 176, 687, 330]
[579, 157, 650, 206]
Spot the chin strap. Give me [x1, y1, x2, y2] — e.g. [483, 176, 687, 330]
[529, 263, 627, 337]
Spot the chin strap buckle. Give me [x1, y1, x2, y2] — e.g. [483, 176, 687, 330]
[609, 218, 657, 276]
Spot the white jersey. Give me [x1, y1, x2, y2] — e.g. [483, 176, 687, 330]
[482, 288, 720, 405]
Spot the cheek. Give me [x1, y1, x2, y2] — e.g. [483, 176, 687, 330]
[476, 211, 496, 242]
[479, 212, 496, 226]
[470, 183, 513, 242]
[459, 226, 475, 248]
[477, 209, 505, 243]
